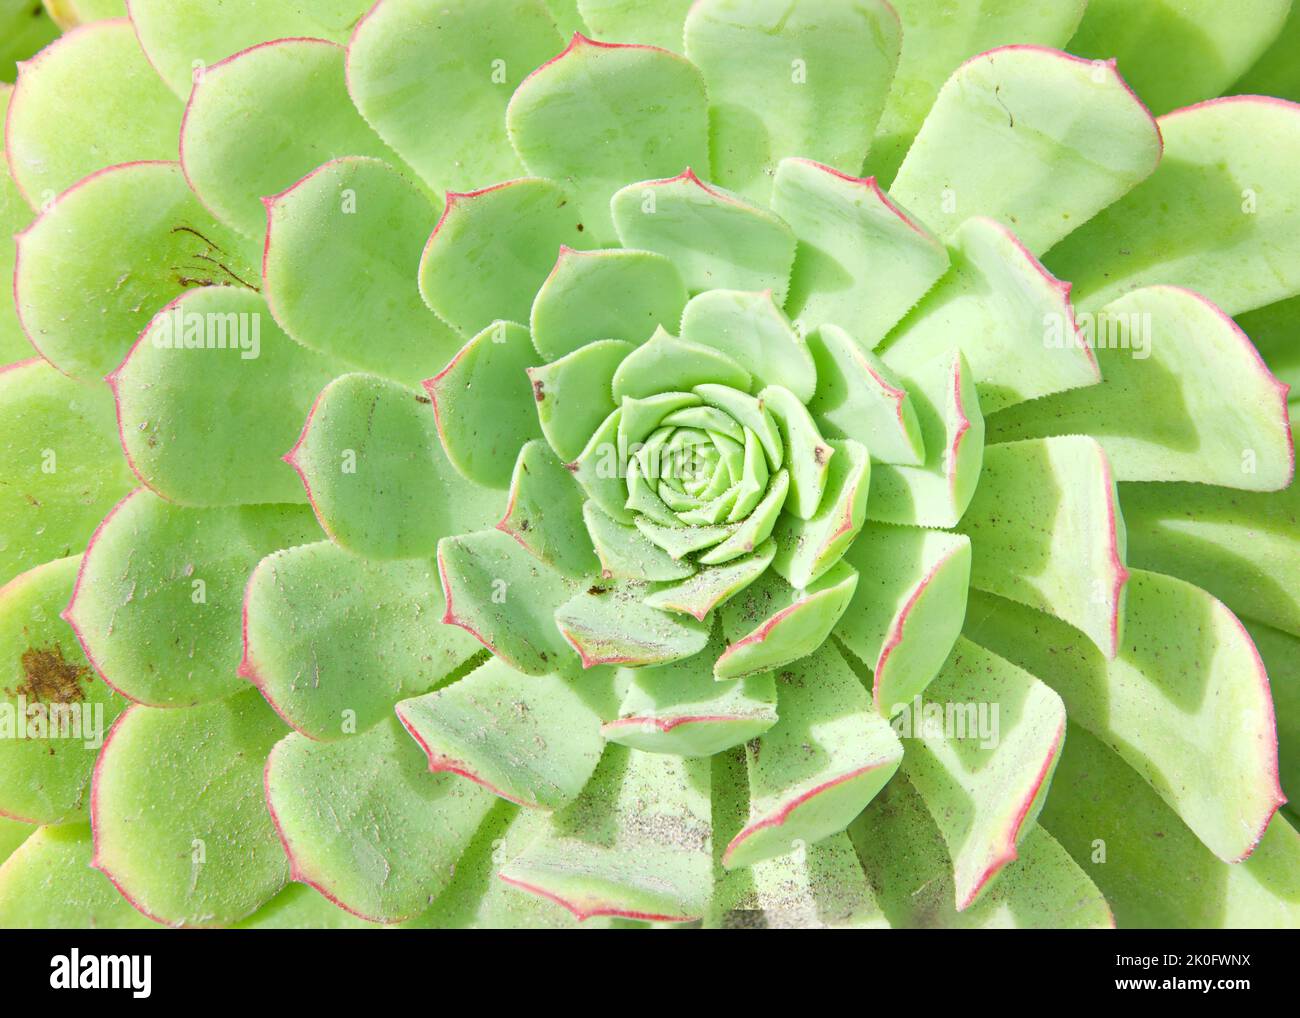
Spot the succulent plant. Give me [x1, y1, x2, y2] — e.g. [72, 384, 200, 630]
[0, 0, 1298, 930]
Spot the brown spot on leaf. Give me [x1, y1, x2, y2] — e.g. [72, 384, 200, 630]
[532, 379, 546, 402]
[17, 645, 89, 704]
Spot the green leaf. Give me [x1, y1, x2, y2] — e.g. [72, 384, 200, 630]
[880, 216, 1100, 414]
[13, 161, 258, 380]
[6, 19, 180, 206]
[111, 287, 339, 506]
[866, 349, 984, 528]
[835, 523, 971, 714]
[957, 436, 1127, 658]
[0, 86, 32, 364]
[180, 37, 395, 238]
[396, 656, 605, 810]
[770, 438, 868, 588]
[499, 743, 713, 922]
[419, 177, 590, 336]
[583, 500, 694, 582]
[806, 324, 924, 466]
[695, 469, 788, 565]
[128, 0, 373, 96]
[870, 0, 1087, 186]
[772, 157, 949, 348]
[0, 817, 28, 867]
[93, 689, 288, 926]
[437, 528, 577, 675]
[684, 0, 900, 203]
[0, 360, 134, 586]
[288, 373, 500, 558]
[1238, 294, 1300, 404]
[1245, 621, 1300, 812]
[1066, 0, 1291, 117]
[240, 541, 482, 741]
[0, 557, 127, 824]
[901, 637, 1065, 910]
[610, 169, 796, 299]
[1047, 97, 1300, 317]
[644, 539, 774, 621]
[505, 33, 709, 243]
[530, 340, 632, 462]
[716, 561, 857, 679]
[611, 327, 750, 401]
[1230, 0, 1300, 103]
[263, 156, 459, 384]
[346, 0, 564, 191]
[967, 572, 1286, 864]
[578, 0, 691, 50]
[0, 3, 59, 84]
[555, 581, 709, 668]
[65, 491, 320, 706]
[849, 771, 1112, 929]
[722, 641, 901, 868]
[0, 823, 156, 928]
[530, 246, 686, 361]
[498, 440, 598, 577]
[266, 717, 493, 923]
[987, 286, 1293, 489]
[235, 882, 378, 929]
[1039, 723, 1299, 928]
[425, 320, 542, 489]
[891, 46, 1161, 254]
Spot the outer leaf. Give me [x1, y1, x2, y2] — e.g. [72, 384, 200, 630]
[582, 501, 694, 582]
[967, 572, 1286, 864]
[505, 34, 709, 243]
[1238, 295, 1300, 404]
[266, 717, 493, 923]
[235, 882, 377, 929]
[770, 438, 868, 588]
[287, 373, 500, 559]
[891, 46, 1161, 254]
[110, 287, 339, 506]
[180, 37, 395, 238]
[684, 0, 900, 203]
[555, 581, 709, 668]
[643, 540, 774, 621]
[92, 689, 288, 926]
[396, 656, 604, 809]
[64, 490, 320, 706]
[346, 0, 564, 191]
[0, 86, 31, 364]
[240, 541, 482, 740]
[498, 440, 597, 578]
[577, 0, 690, 50]
[1246, 622, 1300, 810]
[13, 160, 258, 380]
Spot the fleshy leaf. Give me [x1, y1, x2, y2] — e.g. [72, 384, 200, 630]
[180, 37, 394, 238]
[426, 320, 542, 489]
[611, 327, 751, 401]
[530, 246, 687, 360]
[5, 19, 180, 206]
[772, 157, 949, 347]
[92, 689, 288, 926]
[418, 177, 589, 336]
[644, 540, 774, 621]
[530, 340, 632, 462]
[880, 216, 1100, 414]
[835, 523, 972, 714]
[988, 286, 1293, 489]
[1241, 622, 1299, 821]
[0, 557, 127, 824]
[64, 490, 320, 706]
[110, 287, 339, 506]
[866, 349, 984, 528]
[891, 46, 1161, 254]
[0, 360, 134, 586]
[610, 170, 796, 298]
[346, 0, 564, 191]
[723, 641, 902, 868]
[695, 469, 788, 565]
[498, 440, 598, 577]
[683, 0, 900, 203]
[396, 656, 604, 809]
[901, 637, 1065, 910]
[235, 882, 378, 930]
[849, 771, 1112, 929]
[957, 436, 1127, 658]
[770, 438, 868, 588]
[716, 562, 857, 680]
[967, 572, 1286, 864]
[583, 500, 694, 582]
[288, 373, 500, 558]
[437, 528, 577, 675]
[1239, 295, 1300, 404]
[13, 160, 258, 381]
[240, 541, 482, 740]
[0, 86, 31, 364]
[577, 0, 690, 50]
[499, 744, 713, 922]
[505, 34, 710, 243]
[555, 581, 709, 668]
[266, 717, 494, 923]
[1047, 97, 1300, 316]
[807, 324, 924, 466]
[262, 156, 459, 383]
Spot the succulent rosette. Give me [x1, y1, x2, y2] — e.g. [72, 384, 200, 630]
[0, 0, 1298, 929]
